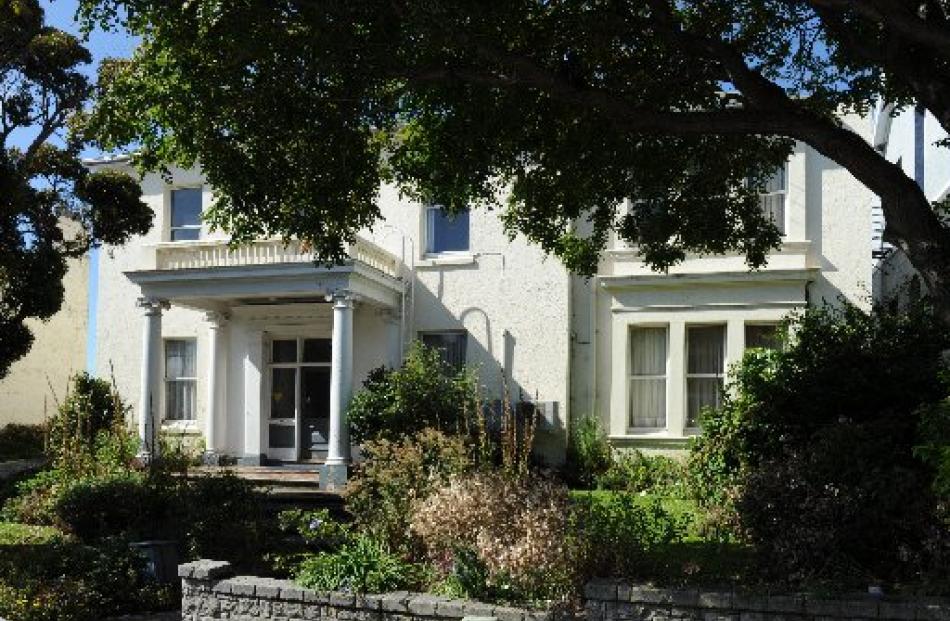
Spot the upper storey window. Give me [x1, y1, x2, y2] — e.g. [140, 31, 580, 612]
[425, 205, 470, 254]
[170, 188, 202, 241]
[759, 166, 787, 236]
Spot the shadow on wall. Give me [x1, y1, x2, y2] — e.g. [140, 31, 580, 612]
[407, 270, 567, 465]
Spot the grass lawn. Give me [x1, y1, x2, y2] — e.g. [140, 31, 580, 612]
[0, 522, 65, 546]
[569, 489, 755, 588]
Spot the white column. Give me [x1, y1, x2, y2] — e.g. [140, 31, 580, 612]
[137, 297, 167, 460]
[326, 291, 354, 473]
[243, 328, 264, 465]
[203, 311, 228, 460]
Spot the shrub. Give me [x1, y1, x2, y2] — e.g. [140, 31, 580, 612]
[564, 416, 612, 489]
[0, 424, 45, 461]
[688, 303, 950, 583]
[916, 399, 950, 500]
[568, 491, 686, 580]
[345, 428, 471, 551]
[46, 373, 129, 466]
[411, 471, 573, 602]
[347, 342, 478, 443]
[596, 450, 687, 497]
[292, 534, 421, 593]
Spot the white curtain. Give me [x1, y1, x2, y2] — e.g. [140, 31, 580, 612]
[165, 340, 196, 420]
[686, 326, 725, 427]
[629, 327, 667, 428]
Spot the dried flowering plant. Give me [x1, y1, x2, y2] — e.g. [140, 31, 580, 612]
[410, 471, 574, 602]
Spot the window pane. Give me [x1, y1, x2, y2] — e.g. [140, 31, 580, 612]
[302, 338, 332, 363]
[165, 339, 196, 378]
[301, 367, 331, 418]
[687, 326, 725, 374]
[270, 368, 296, 419]
[764, 166, 786, 193]
[629, 378, 666, 428]
[630, 327, 666, 376]
[272, 339, 297, 363]
[420, 332, 467, 371]
[171, 188, 202, 227]
[687, 377, 722, 427]
[745, 324, 781, 350]
[170, 228, 201, 241]
[426, 207, 470, 253]
[166, 380, 196, 420]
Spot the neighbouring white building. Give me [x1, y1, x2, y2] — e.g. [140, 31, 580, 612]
[870, 104, 950, 306]
[88, 114, 876, 485]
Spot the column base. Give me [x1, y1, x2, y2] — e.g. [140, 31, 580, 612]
[238, 454, 265, 466]
[202, 450, 223, 466]
[319, 462, 349, 491]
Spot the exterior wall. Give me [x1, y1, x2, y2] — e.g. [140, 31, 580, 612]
[574, 124, 875, 448]
[0, 230, 89, 426]
[872, 105, 950, 304]
[586, 579, 949, 621]
[92, 165, 571, 461]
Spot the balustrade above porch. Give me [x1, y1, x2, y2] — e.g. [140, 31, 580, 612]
[144, 236, 399, 279]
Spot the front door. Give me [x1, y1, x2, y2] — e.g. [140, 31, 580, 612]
[267, 337, 332, 461]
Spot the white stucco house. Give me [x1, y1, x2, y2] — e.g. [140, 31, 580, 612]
[870, 104, 950, 306]
[87, 113, 876, 485]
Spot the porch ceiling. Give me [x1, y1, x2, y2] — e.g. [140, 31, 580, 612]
[125, 261, 402, 311]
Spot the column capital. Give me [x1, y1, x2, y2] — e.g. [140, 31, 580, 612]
[326, 289, 357, 307]
[137, 297, 169, 315]
[204, 310, 231, 326]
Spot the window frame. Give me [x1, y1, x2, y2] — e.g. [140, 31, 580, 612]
[684, 324, 727, 430]
[424, 204, 471, 256]
[163, 338, 198, 423]
[419, 330, 468, 372]
[627, 324, 669, 432]
[759, 164, 788, 237]
[168, 186, 204, 242]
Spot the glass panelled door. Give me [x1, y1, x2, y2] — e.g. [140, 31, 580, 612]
[267, 337, 332, 461]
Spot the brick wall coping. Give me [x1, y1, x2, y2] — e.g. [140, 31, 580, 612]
[179, 560, 561, 621]
[585, 577, 950, 621]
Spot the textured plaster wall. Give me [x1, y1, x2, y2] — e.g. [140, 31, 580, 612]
[94, 168, 571, 460]
[572, 126, 875, 445]
[0, 241, 88, 426]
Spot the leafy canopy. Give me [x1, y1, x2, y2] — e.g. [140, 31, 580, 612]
[77, 1, 950, 311]
[1, 0, 152, 378]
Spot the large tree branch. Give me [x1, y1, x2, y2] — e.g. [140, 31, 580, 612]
[806, 0, 950, 55]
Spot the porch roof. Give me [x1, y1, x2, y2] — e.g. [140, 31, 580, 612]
[125, 237, 403, 310]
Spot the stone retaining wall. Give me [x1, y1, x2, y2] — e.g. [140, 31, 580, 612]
[179, 560, 556, 621]
[585, 578, 950, 621]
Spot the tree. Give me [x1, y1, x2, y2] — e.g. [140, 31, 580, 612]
[1, 0, 152, 378]
[79, 1, 950, 320]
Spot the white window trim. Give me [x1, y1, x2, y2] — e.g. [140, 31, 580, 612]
[423, 204, 471, 257]
[759, 164, 788, 237]
[684, 324, 727, 431]
[167, 186, 204, 243]
[163, 338, 198, 424]
[626, 324, 669, 434]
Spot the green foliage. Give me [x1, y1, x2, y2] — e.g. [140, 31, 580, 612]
[277, 509, 350, 551]
[348, 343, 478, 443]
[916, 400, 950, 500]
[292, 534, 421, 594]
[565, 416, 613, 489]
[344, 428, 471, 551]
[596, 451, 687, 497]
[0, 424, 45, 461]
[0, 529, 175, 621]
[46, 373, 131, 466]
[568, 491, 687, 581]
[0, 0, 151, 379]
[688, 304, 950, 583]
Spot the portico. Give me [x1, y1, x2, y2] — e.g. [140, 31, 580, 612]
[125, 238, 404, 489]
